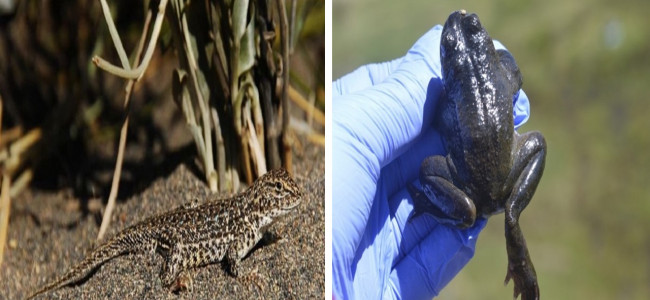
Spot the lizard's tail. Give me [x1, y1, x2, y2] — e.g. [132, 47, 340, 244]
[26, 229, 147, 299]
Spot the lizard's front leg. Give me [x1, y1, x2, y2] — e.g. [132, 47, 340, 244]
[159, 242, 184, 287]
[161, 241, 209, 292]
[225, 224, 262, 277]
[155, 228, 186, 287]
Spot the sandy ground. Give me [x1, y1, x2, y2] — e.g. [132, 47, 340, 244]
[0, 141, 324, 299]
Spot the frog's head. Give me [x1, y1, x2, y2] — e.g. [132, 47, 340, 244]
[440, 10, 522, 100]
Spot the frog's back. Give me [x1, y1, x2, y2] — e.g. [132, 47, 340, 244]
[439, 11, 522, 204]
[443, 76, 515, 202]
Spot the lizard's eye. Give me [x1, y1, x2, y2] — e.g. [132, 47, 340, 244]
[275, 181, 283, 191]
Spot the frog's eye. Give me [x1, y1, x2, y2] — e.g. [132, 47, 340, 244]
[465, 14, 482, 34]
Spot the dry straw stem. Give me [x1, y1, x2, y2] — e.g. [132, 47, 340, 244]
[0, 96, 5, 265]
[92, 0, 169, 81]
[287, 85, 324, 146]
[290, 117, 324, 147]
[96, 0, 158, 241]
[229, 0, 265, 184]
[0, 175, 10, 265]
[0, 128, 42, 176]
[210, 108, 226, 192]
[246, 116, 266, 177]
[10, 168, 32, 199]
[0, 129, 38, 197]
[0, 107, 42, 266]
[276, 0, 292, 174]
[170, 0, 218, 191]
[288, 85, 324, 126]
[0, 126, 23, 149]
[0, 128, 42, 217]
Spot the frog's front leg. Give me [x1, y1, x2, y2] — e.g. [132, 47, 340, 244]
[503, 131, 546, 300]
[409, 155, 476, 228]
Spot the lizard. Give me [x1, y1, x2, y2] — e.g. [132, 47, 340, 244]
[26, 168, 303, 299]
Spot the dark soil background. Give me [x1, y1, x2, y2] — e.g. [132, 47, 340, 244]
[1, 138, 323, 300]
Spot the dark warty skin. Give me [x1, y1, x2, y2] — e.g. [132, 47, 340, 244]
[408, 10, 546, 300]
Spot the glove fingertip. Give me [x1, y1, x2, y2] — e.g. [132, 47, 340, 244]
[493, 39, 507, 51]
[514, 89, 530, 128]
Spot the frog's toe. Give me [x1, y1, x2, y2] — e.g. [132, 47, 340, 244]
[504, 265, 539, 300]
[457, 213, 475, 229]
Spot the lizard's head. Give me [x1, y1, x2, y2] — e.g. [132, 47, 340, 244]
[250, 168, 303, 218]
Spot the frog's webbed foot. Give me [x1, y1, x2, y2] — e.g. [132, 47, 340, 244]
[503, 131, 546, 300]
[409, 155, 476, 228]
[504, 261, 539, 300]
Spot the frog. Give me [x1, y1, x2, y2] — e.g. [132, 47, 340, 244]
[408, 10, 546, 300]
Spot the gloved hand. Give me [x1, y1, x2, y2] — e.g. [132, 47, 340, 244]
[332, 25, 530, 300]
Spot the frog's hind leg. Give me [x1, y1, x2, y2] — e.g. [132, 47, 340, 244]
[503, 131, 546, 300]
[411, 155, 476, 228]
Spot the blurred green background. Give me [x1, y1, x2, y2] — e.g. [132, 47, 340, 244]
[334, 0, 650, 299]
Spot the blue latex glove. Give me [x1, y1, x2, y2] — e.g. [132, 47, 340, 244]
[332, 25, 530, 300]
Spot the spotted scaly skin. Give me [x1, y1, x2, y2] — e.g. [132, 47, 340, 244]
[27, 168, 303, 299]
